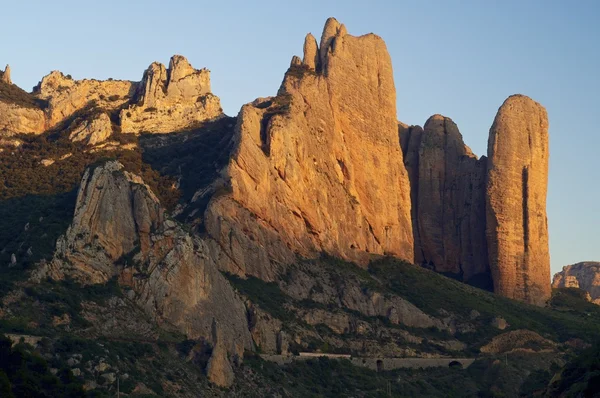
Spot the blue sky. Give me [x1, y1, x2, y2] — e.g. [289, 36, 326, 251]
[2, 0, 599, 276]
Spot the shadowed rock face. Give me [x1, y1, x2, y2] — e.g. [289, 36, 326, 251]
[486, 95, 551, 306]
[206, 17, 414, 279]
[402, 116, 488, 282]
[553, 262, 600, 304]
[39, 161, 253, 356]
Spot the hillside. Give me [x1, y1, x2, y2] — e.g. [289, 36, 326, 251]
[0, 17, 594, 397]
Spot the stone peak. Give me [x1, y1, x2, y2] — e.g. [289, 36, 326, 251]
[295, 18, 354, 73]
[1, 64, 11, 84]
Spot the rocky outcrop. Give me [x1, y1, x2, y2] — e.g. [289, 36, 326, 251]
[0, 64, 46, 135]
[553, 262, 600, 304]
[68, 112, 113, 145]
[39, 161, 252, 355]
[206, 319, 235, 388]
[120, 55, 223, 134]
[1, 65, 11, 84]
[486, 95, 551, 306]
[206, 18, 414, 279]
[0, 101, 46, 135]
[35, 71, 134, 127]
[401, 116, 488, 282]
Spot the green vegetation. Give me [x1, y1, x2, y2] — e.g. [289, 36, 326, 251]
[0, 278, 122, 335]
[0, 191, 77, 298]
[547, 343, 600, 397]
[0, 335, 86, 397]
[245, 352, 551, 397]
[0, 130, 178, 207]
[224, 273, 295, 322]
[285, 64, 318, 80]
[0, 127, 179, 298]
[368, 258, 600, 344]
[0, 80, 47, 109]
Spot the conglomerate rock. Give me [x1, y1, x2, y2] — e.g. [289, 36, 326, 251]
[486, 95, 551, 306]
[553, 262, 600, 304]
[206, 17, 414, 279]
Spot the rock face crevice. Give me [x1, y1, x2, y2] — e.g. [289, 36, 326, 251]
[486, 95, 551, 305]
[205, 18, 414, 279]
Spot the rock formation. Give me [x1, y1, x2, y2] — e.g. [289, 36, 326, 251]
[553, 262, 600, 304]
[0, 101, 46, 135]
[400, 116, 488, 282]
[486, 95, 551, 305]
[120, 55, 223, 134]
[35, 71, 134, 127]
[0, 65, 46, 135]
[39, 161, 252, 355]
[1, 64, 11, 84]
[68, 112, 113, 145]
[206, 319, 235, 387]
[1, 56, 222, 139]
[205, 17, 414, 279]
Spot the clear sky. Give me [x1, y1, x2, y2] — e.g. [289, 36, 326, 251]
[2, 0, 599, 277]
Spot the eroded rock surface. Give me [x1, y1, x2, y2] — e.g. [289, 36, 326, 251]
[120, 55, 223, 134]
[401, 116, 488, 282]
[1, 64, 11, 84]
[68, 112, 113, 145]
[486, 95, 551, 305]
[207, 18, 414, 279]
[35, 71, 134, 127]
[553, 262, 600, 304]
[206, 319, 235, 388]
[38, 161, 252, 355]
[0, 101, 46, 134]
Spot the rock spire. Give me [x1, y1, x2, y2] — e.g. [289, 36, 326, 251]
[486, 95, 551, 305]
[1, 64, 11, 84]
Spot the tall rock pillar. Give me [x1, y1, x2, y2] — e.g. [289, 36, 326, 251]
[486, 95, 551, 306]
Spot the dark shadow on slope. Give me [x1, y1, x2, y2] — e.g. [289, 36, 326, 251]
[140, 116, 237, 230]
